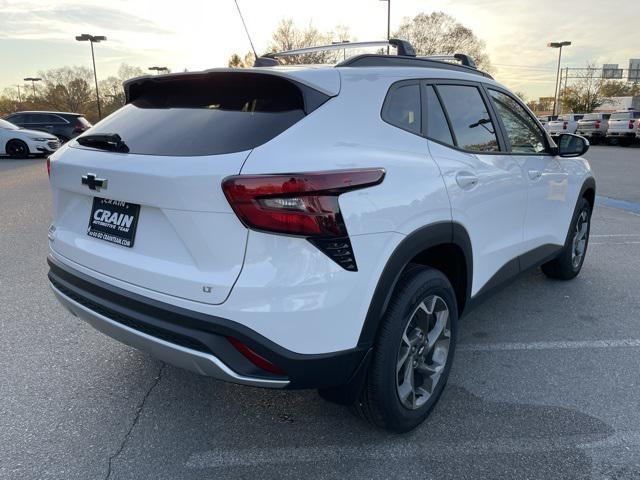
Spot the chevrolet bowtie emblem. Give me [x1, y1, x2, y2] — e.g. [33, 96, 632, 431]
[81, 173, 108, 191]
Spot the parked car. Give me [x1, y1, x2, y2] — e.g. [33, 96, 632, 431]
[538, 115, 558, 128]
[606, 110, 640, 145]
[46, 40, 595, 432]
[3, 111, 91, 143]
[0, 118, 60, 158]
[576, 113, 610, 144]
[546, 113, 585, 136]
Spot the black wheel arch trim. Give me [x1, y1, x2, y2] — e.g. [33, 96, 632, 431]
[356, 222, 472, 349]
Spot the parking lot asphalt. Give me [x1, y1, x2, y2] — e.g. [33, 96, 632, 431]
[1, 147, 639, 479]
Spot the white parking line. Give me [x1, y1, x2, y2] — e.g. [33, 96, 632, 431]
[590, 241, 640, 245]
[186, 430, 640, 469]
[457, 339, 640, 351]
[591, 234, 640, 237]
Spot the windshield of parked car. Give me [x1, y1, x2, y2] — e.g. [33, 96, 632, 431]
[610, 112, 631, 120]
[0, 119, 19, 130]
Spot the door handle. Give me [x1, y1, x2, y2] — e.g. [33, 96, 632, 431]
[528, 170, 543, 181]
[455, 172, 479, 189]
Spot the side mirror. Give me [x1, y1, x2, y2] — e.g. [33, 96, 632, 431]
[556, 133, 589, 157]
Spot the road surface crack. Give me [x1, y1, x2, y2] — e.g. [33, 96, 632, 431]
[105, 362, 165, 480]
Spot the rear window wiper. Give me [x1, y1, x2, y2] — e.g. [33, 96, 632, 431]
[76, 133, 129, 153]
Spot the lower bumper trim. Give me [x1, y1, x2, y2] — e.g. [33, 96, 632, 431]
[51, 283, 289, 388]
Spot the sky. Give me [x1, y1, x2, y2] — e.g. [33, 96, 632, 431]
[1, 0, 639, 99]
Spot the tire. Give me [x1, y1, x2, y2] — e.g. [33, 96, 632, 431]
[5, 139, 30, 159]
[353, 266, 458, 432]
[541, 197, 591, 280]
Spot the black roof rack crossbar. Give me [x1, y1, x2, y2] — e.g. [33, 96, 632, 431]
[253, 39, 416, 67]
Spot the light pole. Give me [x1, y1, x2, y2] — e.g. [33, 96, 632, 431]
[379, 0, 390, 54]
[76, 34, 107, 119]
[148, 66, 169, 75]
[13, 85, 22, 103]
[548, 41, 571, 116]
[23, 77, 42, 98]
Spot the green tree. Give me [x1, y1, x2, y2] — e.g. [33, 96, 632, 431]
[599, 80, 640, 98]
[393, 12, 492, 71]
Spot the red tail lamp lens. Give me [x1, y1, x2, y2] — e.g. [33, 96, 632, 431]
[222, 169, 385, 237]
[594, 120, 601, 129]
[227, 337, 284, 375]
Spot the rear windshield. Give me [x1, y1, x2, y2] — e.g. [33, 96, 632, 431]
[76, 73, 312, 156]
[582, 114, 601, 121]
[611, 112, 632, 120]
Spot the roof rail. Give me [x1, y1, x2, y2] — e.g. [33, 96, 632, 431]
[420, 54, 477, 69]
[336, 54, 492, 79]
[253, 39, 416, 67]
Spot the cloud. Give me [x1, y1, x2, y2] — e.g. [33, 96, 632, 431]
[0, 2, 171, 39]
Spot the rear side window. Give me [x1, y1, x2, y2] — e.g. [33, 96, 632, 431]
[381, 83, 421, 135]
[488, 90, 546, 154]
[76, 116, 92, 127]
[77, 73, 322, 156]
[436, 85, 499, 152]
[424, 86, 454, 146]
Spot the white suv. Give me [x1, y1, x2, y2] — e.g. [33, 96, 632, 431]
[47, 40, 595, 432]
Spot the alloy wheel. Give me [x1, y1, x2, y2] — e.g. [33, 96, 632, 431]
[571, 210, 589, 269]
[396, 295, 451, 410]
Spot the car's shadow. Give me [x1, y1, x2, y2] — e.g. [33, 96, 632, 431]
[102, 348, 615, 479]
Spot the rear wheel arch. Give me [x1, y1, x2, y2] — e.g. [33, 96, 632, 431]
[580, 177, 596, 210]
[357, 222, 472, 349]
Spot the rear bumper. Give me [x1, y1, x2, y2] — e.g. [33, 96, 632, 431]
[606, 132, 636, 138]
[576, 130, 604, 137]
[48, 257, 369, 389]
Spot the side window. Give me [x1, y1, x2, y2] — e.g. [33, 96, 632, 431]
[7, 114, 25, 123]
[40, 114, 66, 124]
[382, 83, 421, 135]
[425, 86, 454, 146]
[436, 85, 500, 152]
[488, 90, 547, 154]
[22, 114, 39, 123]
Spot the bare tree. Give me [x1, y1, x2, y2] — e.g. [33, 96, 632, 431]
[38, 66, 95, 114]
[228, 19, 354, 67]
[562, 63, 605, 113]
[393, 12, 492, 71]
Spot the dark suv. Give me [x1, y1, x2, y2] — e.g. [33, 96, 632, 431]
[3, 111, 91, 143]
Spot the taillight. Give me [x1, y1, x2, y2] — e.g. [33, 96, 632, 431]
[629, 120, 635, 129]
[594, 120, 601, 129]
[563, 121, 568, 130]
[226, 337, 284, 375]
[222, 168, 385, 271]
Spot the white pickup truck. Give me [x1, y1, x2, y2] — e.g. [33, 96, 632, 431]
[606, 110, 640, 145]
[547, 113, 585, 137]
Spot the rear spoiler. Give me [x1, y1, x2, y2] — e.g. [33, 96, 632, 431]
[122, 70, 335, 114]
